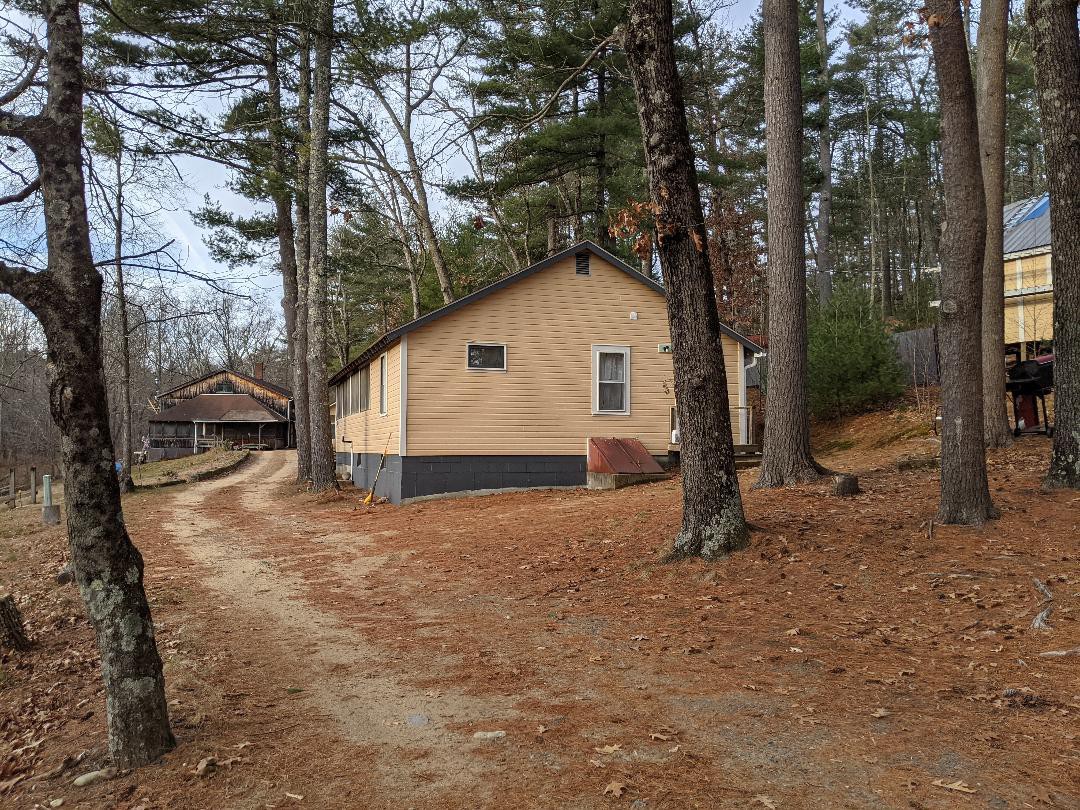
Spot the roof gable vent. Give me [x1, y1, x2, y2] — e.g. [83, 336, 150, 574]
[575, 252, 591, 275]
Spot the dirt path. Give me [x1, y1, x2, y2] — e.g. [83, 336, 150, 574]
[161, 451, 519, 806]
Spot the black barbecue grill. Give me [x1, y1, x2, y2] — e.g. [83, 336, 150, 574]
[1006, 354, 1054, 437]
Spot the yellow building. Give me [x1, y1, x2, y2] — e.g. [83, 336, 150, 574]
[329, 241, 761, 503]
[1002, 195, 1053, 355]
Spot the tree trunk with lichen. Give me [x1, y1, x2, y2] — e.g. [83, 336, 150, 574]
[927, 0, 998, 523]
[622, 0, 748, 559]
[266, 25, 300, 451]
[293, 28, 313, 483]
[757, 0, 825, 487]
[306, 0, 337, 491]
[0, 0, 173, 767]
[976, 0, 1013, 449]
[1029, 0, 1080, 488]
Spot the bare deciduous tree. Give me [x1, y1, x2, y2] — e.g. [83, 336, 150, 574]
[0, 0, 174, 766]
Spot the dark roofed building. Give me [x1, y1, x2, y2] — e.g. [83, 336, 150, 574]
[148, 365, 293, 459]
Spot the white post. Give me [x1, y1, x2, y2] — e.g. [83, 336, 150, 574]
[42, 473, 60, 525]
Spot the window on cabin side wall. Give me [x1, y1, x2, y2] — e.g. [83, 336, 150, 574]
[379, 355, 388, 414]
[466, 343, 506, 370]
[360, 365, 370, 411]
[593, 345, 630, 414]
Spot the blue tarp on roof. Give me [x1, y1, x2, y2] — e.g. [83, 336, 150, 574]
[1003, 194, 1051, 256]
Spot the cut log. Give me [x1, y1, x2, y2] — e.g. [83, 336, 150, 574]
[0, 594, 31, 651]
[832, 474, 860, 496]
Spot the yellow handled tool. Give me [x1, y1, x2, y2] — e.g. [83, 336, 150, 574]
[363, 432, 394, 505]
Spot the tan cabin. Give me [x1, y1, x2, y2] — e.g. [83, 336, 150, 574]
[1002, 195, 1053, 355]
[329, 241, 762, 503]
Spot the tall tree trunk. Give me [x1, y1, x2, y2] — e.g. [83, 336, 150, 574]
[594, 40, 611, 249]
[882, 225, 893, 316]
[623, 0, 749, 559]
[757, 0, 825, 487]
[977, 0, 1013, 448]
[815, 0, 833, 304]
[927, 0, 997, 523]
[267, 26, 299, 450]
[306, 0, 336, 491]
[412, 183, 455, 304]
[0, 0, 173, 766]
[293, 28, 313, 482]
[1029, 0, 1080, 488]
[113, 146, 134, 492]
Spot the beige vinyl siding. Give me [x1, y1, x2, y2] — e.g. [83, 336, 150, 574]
[335, 342, 401, 454]
[404, 253, 744, 456]
[1004, 250, 1053, 345]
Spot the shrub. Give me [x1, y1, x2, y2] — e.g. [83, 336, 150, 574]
[806, 284, 907, 419]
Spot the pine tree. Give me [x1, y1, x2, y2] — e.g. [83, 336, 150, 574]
[926, 0, 997, 523]
[623, 0, 749, 559]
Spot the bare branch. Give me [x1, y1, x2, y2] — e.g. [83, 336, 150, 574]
[0, 44, 45, 107]
[0, 177, 41, 206]
[92, 240, 177, 267]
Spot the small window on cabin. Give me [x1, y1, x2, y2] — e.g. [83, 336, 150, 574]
[575, 252, 590, 275]
[466, 343, 506, 371]
[593, 345, 630, 415]
[379, 355, 388, 415]
[213, 379, 235, 393]
[360, 365, 370, 411]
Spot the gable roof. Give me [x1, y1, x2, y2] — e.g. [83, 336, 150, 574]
[158, 367, 292, 400]
[329, 241, 764, 386]
[1003, 194, 1051, 256]
[149, 393, 287, 423]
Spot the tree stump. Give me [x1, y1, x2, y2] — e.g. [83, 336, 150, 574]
[832, 474, 860, 497]
[0, 594, 31, 651]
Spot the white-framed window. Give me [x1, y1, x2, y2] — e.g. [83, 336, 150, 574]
[466, 342, 507, 371]
[359, 364, 370, 412]
[592, 345, 630, 415]
[379, 354, 388, 415]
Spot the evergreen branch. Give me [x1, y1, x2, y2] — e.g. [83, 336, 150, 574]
[516, 33, 618, 132]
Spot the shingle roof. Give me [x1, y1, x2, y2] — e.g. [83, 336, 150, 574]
[1003, 194, 1051, 256]
[329, 241, 765, 386]
[149, 394, 287, 423]
[158, 368, 292, 399]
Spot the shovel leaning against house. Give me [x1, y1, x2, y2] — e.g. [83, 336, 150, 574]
[363, 433, 394, 506]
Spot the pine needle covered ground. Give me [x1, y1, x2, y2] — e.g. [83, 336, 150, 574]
[1, 407, 1076, 808]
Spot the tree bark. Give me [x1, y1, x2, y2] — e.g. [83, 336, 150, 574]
[623, 0, 749, 559]
[0, 0, 174, 767]
[1029, 0, 1080, 488]
[815, 0, 833, 304]
[306, 0, 337, 491]
[293, 27, 313, 482]
[266, 26, 300, 452]
[977, 0, 1013, 449]
[927, 0, 998, 523]
[756, 0, 825, 487]
[0, 594, 31, 651]
[112, 144, 134, 492]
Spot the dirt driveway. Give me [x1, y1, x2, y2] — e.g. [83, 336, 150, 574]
[2, 420, 1078, 809]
